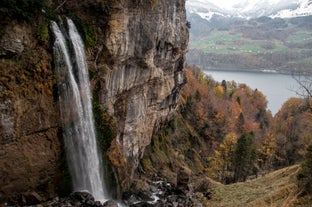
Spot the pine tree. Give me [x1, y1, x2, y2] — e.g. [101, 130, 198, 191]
[233, 133, 255, 182]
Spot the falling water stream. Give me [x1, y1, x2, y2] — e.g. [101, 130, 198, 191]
[51, 19, 108, 202]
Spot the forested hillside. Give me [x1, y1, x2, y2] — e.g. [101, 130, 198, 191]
[139, 65, 312, 205]
[183, 65, 311, 182]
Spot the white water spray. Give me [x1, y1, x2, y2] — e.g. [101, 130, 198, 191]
[51, 19, 108, 201]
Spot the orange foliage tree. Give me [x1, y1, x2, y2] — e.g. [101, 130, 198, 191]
[181, 65, 273, 183]
[271, 98, 312, 168]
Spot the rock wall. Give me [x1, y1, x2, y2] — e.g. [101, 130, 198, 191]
[0, 0, 188, 201]
[0, 20, 61, 203]
[96, 0, 189, 188]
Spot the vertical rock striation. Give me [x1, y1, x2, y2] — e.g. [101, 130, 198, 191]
[96, 0, 189, 188]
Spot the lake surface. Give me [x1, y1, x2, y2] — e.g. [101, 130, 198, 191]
[203, 70, 300, 115]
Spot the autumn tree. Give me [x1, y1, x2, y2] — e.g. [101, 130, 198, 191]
[291, 72, 312, 195]
[208, 133, 237, 183]
[182, 65, 272, 182]
[257, 132, 278, 172]
[272, 98, 312, 168]
[213, 84, 225, 98]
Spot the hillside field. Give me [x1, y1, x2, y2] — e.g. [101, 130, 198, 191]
[200, 165, 312, 207]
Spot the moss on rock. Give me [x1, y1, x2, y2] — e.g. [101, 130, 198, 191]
[93, 90, 117, 152]
[139, 114, 210, 183]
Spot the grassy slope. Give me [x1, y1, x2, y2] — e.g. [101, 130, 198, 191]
[203, 165, 312, 207]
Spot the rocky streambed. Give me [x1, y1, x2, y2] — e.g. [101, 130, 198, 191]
[4, 171, 213, 207]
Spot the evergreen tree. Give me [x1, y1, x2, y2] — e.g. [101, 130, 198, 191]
[237, 112, 245, 133]
[221, 80, 227, 91]
[234, 133, 255, 182]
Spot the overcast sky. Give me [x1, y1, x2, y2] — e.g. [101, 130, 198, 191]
[205, 0, 246, 9]
[190, 0, 293, 10]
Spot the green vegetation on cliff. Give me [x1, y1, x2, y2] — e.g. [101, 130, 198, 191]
[93, 89, 117, 152]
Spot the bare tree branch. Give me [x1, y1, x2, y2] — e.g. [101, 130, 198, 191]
[292, 71, 312, 111]
[292, 72, 312, 99]
[55, 0, 67, 11]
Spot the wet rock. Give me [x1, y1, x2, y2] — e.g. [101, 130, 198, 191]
[123, 192, 153, 206]
[123, 177, 197, 207]
[129, 202, 156, 207]
[68, 191, 95, 204]
[103, 199, 118, 207]
[44, 192, 118, 207]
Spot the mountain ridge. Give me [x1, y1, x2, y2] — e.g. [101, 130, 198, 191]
[186, 0, 312, 20]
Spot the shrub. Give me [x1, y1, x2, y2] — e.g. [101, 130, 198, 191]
[298, 145, 312, 194]
[37, 22, 50, 45]
[0, 0, 49, 21]
[186, 21, 191, 29]
[82, 23, 95, 47]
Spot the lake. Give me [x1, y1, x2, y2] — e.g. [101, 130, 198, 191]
[203, 70, 300, 115]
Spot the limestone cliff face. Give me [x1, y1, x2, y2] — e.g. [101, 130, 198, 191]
[96, 0, 189, 188]
[0, 0, 188, 201]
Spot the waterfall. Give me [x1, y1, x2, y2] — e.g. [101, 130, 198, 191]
[51, 19, 108, 201]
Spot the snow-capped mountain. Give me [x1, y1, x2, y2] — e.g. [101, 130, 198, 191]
[186, 0, 231, 20]
[271, 0, 312, 18]
[186, 0, 312, 20]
